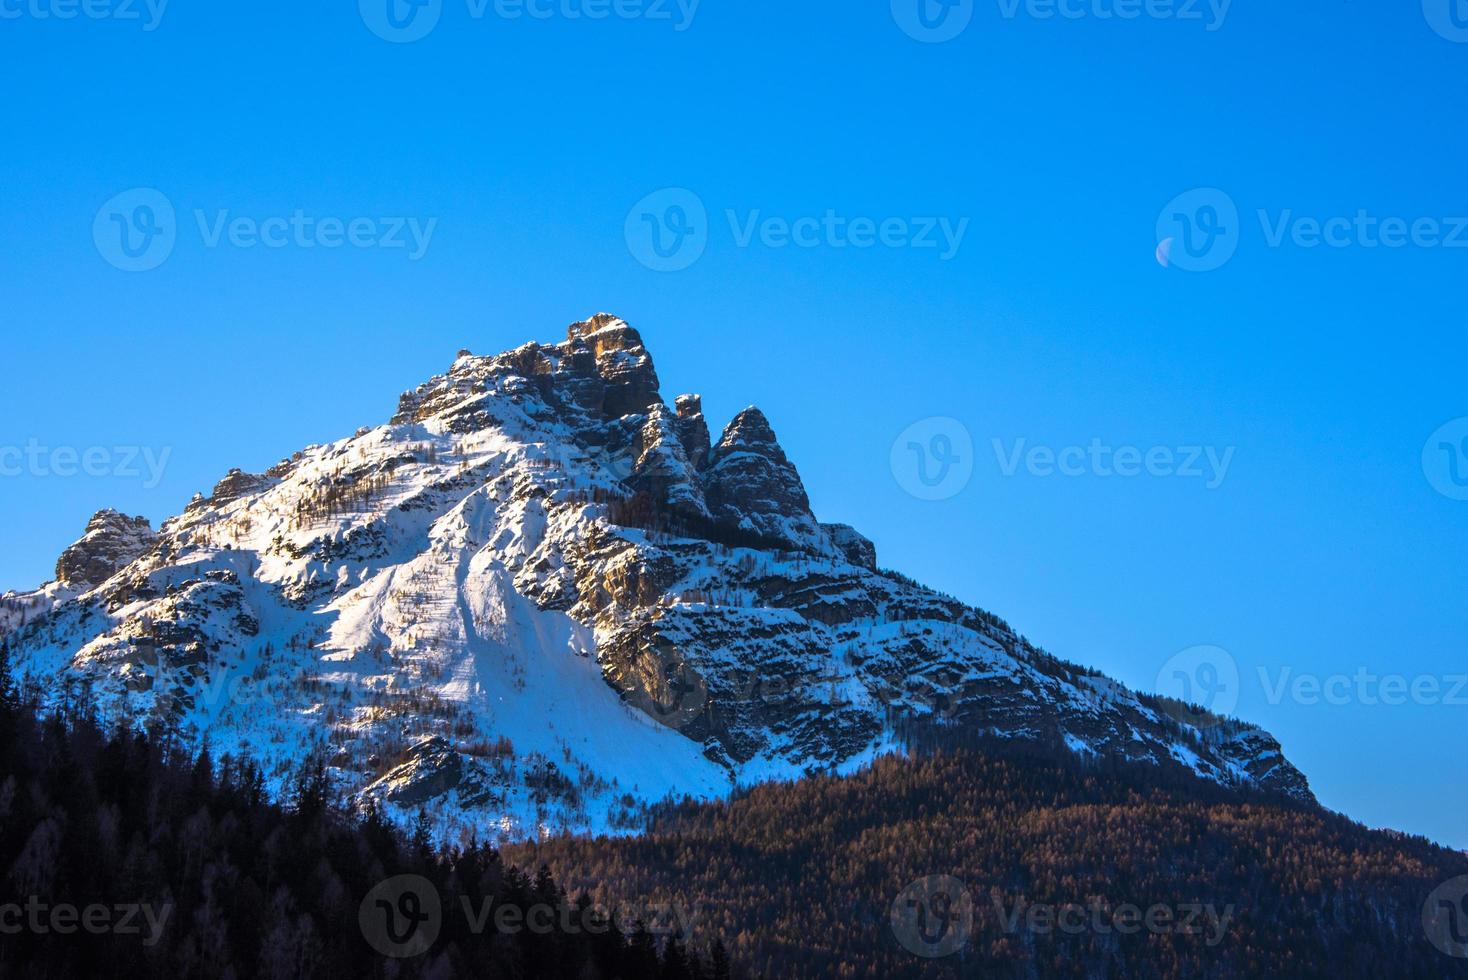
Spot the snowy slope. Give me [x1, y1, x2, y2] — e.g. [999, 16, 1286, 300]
[0, 314, 1311, 843]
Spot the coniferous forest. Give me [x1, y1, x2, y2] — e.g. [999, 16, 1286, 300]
[0, 642, 730, 980]
[5, 635, 1468, 979]
[514, 734, 1468, 979]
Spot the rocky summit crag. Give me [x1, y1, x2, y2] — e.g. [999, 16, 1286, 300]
[0, 314, 1310, 841]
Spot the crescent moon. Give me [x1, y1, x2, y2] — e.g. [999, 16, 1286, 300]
[1155, 237, 1174, 268]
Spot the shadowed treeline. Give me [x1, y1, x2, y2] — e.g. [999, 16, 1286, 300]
[0, 640, 732, 980]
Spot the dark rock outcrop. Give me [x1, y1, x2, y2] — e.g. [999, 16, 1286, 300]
[186, 468, 274, 514]
[368, 736, 465, 806]
[566, 314, 662, 419]
[673, 394, 711, 470]
[822, 523, 877, 570]
[703, 408, 825, 551]
[54, 510, 157, 590]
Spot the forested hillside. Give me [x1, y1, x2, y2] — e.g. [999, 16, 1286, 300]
[518, 736, 1468, 979]
[6, 626, 1467, 979]
[0, 642, 730, 980]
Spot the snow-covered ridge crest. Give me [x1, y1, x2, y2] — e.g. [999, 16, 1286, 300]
[0, 314, 1311, 842]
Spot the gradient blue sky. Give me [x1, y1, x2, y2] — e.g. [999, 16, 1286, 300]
[3, 2, 1466, 846]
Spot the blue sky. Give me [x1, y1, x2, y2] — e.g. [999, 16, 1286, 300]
[3, 1, 1467, 846]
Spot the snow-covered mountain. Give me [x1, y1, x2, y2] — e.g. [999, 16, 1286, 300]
[0, 314, 1310, 841]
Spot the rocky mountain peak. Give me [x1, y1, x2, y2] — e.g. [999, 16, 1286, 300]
[704, 407, 824, 551]
[715, 406, 779, 450]
[564, 313, 661, 418]
[53, 509, 157, 590]
[2, 312, 1316, 844]
[673, 394, 711, 470]
[566, 312, 641, 348]
[185, 468, 275, 515]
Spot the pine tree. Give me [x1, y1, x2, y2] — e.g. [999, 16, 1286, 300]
[709, 939, 732, 980]
[660, 936, 693, 980]
[290, 755, 331, 825]
[0, 636, 15, 711]
[412, 807, 434, 863]
[627, 920, 659, 977]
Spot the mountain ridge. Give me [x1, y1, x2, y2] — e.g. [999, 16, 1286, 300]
[0, 313, 1311, 842]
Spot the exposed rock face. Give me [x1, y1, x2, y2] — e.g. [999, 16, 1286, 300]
[673, 394, 711, 469]
[2, 313, 1315, 842]
[822, 523, 877, 570]
[703, 408, 826, 551]
[366, 736, 465, 806]
[187, 468, 276, 514]
[566, 313, 662, 419]
[53, 510, 157, 590]
[630, 405, 711, 521]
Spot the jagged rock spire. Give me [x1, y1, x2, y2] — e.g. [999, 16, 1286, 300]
[54, 509, 156, 590]
[704, 407, 825, 551]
